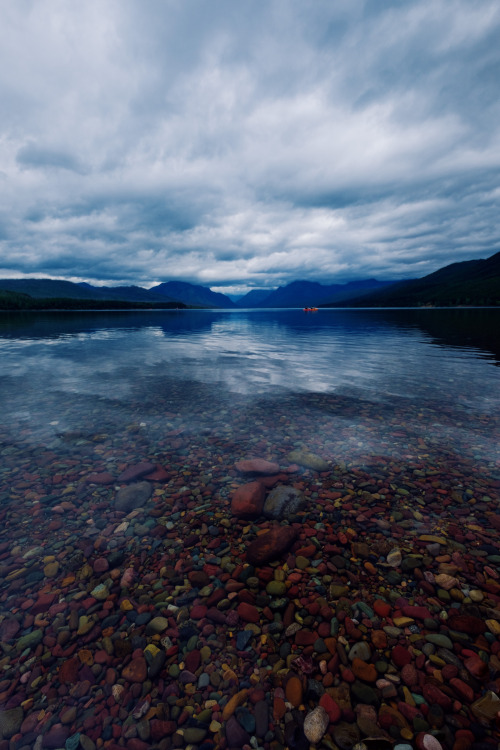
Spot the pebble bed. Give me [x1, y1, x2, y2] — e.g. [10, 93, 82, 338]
[0, 375, 499, 750]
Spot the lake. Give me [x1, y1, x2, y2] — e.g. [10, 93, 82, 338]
[0, 308, 499, 749]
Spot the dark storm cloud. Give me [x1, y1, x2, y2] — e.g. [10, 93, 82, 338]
[0, 0, 499, 292]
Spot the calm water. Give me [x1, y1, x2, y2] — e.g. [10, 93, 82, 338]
[0, 307, 499, 475]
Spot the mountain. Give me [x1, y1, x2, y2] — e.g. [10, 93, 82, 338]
[77, 283, 177, 303]
[236, 289, 274, 307]
[320, 251, 500, 307]
[250, 279, 396, 308]
[0, 279, 175, 303]
[150, 281, 237, 308]
[0, 278, 235, 307]
[0, 279, 108, 299]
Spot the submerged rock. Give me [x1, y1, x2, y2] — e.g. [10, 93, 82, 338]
[246, 524, 298, 565]
[235, 458, 280, 474]
[231, 481, 265, 518]
[287, 449, 329, 471]
[115, 481, 152, 512]
[263, 485, 305, 520]
[117, 461, 156, 482]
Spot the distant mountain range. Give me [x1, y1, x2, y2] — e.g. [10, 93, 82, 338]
[241, 279, 395, 307]
[0, 250, 498, 309]
[320, 250, 500, 308]
[151, 281, 237, 308]
[0, 279, 178, 304]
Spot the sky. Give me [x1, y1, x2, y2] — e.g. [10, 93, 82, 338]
[0, 1, 499, 295]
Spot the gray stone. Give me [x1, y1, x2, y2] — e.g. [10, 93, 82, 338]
[198, 672, 210, 688]
[0, 707, 23, 739]
[348, 641, 371, 662]
[115, 481, 152, 512]
[263, 485, 305, 520]
[304, 706, 329, 744]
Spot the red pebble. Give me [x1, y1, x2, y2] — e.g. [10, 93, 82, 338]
[401, 604, 431, 619]
[319, 693, 341, 722]
[449, 677, 474, 703]
[340, 666, 355, 683]
[58, 657, 79, 684]
[149, 720, 177, 740]
[373, 599, 391, 618]
[237, 602, 260, 623]
[441, 664, 458, 680]
[464, 654, 489, 680]
[295, 630, 317, 646]
[391, 645, 412, 667]
[127, 741, 149, 750]
[422, 683, 452, 710]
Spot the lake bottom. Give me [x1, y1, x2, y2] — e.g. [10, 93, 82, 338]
[1, 369, 500, 750]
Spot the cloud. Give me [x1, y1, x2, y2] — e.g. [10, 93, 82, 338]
[16, 143, 84, 173]
[0, 0, 499, 291]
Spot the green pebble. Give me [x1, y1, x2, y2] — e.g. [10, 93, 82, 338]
[200, 646, 211, 662]
[266, 581, 287, 596]
[423, 618, 439, 630]
[197, 709, 212, 724]
[16, 629, 43, 651]
[269, 597, 288, 610]
[386, 571, 402, 585]
[357, 602, 374, 618]
[168, 664, 180, 678]
[425, 634, 453, 649]
[330, 584, 349, 597]
[351, 681, 379, 705]
[412, 693, 427, 706]
[413, 717, 429, 732]
[183, 728, 207, 743]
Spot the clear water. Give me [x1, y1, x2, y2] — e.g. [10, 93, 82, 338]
[0, 307, 499, 475]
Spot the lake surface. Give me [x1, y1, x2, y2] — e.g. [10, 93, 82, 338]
[0, 308, 499, 749]
[1, 308, 499, 469]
